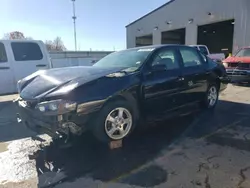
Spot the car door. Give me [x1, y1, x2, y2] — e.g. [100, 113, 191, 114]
[142, 47, 183, 116]
[0, 42, 16, 94]
[178, 47, 207, 104]
[10, 41, 49, 85]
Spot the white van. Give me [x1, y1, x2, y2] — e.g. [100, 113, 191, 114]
[0, 40, 51, 94]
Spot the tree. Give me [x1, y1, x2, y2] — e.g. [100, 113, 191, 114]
[3, 31, 32, 40]
[45, 37, 66, 52]
[3, 32, 66, 51]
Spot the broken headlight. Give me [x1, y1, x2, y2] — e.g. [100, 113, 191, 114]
[35, 99, 77, 114]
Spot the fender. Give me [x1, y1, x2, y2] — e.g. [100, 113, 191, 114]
[76, 90, 140, 118]
[102, 91, 140, 121]
[119, 92, 140, 120]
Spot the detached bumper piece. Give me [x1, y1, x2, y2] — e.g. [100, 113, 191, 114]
[226, 69, 250, 82]
[14, 99, 87, 138]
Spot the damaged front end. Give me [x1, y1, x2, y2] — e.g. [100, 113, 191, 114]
[14, 97, 87, 140]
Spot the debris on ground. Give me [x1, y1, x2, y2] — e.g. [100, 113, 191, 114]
[0, 135, 52, 186]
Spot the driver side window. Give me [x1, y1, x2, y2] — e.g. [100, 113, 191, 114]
[151, 49, 179, 70]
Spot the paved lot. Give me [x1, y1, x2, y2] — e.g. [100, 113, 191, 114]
[0, 84, 250, 188]
[0, 94, 35, 143]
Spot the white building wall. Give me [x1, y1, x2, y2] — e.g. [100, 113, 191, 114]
[126, 28, 136, 48]
[153, 31, 161, 44]
[233, 0, 250, 51]
[185, 25, 198, 45]
[49, 51, 113, 68]
[49, 51, 113, 59]
[126, 0, 250, 52]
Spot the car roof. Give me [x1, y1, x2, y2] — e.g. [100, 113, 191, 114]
[124, 44, 190, 51]
[189, 45, 206, 47]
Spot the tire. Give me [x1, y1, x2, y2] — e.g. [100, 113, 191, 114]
[201, 84, 219, 109]
[92, 100, 135, 143]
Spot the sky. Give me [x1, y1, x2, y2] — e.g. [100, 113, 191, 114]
[1, 0, 167, 51]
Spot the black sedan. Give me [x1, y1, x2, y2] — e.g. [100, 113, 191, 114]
[15, 45, 228, 143]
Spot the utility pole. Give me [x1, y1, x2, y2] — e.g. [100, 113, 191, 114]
[72, 0, 77, 51]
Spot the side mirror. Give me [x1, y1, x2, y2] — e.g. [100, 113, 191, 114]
[152, 63, 167, 72]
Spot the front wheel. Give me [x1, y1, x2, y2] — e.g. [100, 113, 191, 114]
[92, 100, 135, 143]
[201, 84, 219, 109]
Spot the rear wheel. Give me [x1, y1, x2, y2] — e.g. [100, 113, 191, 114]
[201, 84, 219, 109]
[92, 100, 135, 143]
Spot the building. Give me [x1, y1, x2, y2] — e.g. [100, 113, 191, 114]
[126, 0, 250, 53]
[49, 51, 113, 68]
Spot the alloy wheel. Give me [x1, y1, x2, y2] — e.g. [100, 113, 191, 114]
[207, 86, 218, 107]
[105, 107, 133, 140]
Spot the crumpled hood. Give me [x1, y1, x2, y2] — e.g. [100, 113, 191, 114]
[224, 56, 250, 63]
[19, 66, 125, 99]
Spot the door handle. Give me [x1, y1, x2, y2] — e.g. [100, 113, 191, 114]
[36, 64, 47, 67]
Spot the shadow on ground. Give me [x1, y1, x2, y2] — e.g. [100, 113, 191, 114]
[186, 100, 250, 139]
[203, 100, 250, 152]
[37, 99, 250, 188]
[35, 112, 198, 188]
[34, 99, 250, 188]
[117, 100, 250, 187]
[0, 100, 36, 142]
[0, 100, 12, 112]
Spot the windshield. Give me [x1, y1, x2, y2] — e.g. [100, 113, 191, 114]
[93, 48, 153, 70]
[235, 48, 250, 57]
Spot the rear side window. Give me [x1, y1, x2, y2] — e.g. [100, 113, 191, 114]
[199, 46, 209, 55]
[151, 49, 179, 70]
[180, 48, 202, 67]
[0, 42, 7, 63]
[11, 42, 43, 61]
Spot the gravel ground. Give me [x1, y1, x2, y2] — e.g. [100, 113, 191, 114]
[0, 135, 52, 188]
[0, 84, 250, 188]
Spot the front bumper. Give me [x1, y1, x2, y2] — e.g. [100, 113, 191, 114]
[14, 99, 89, 138]
[226, 69, 250, 82]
